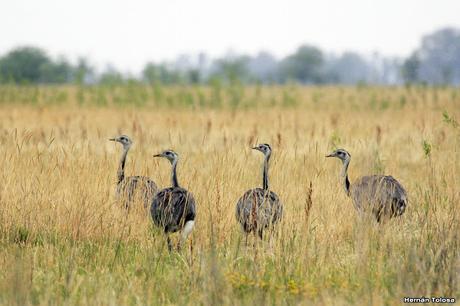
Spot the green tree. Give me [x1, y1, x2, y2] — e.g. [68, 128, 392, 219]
[39, 57, 73, 83]
[412, 28, 460, 85]
[0, 47, 51, 83]
[213, 56, 250, 83]
[280, 45, 324, 84]
[99, 69, 124, 85]
[401, 52, 420, 84]
[187, 68, 201, 84]
[74, 57, 94, 84]
[142, 63, 161, 84]
[142, 62, 182, 85]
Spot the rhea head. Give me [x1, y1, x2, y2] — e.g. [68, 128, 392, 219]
[326, 148, 351, 163]
[154, 150, 179, 164]
[252, 143, 272, 157]
[109, 135, 132, 148]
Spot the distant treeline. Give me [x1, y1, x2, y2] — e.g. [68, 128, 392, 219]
[0, 27, 459, 86]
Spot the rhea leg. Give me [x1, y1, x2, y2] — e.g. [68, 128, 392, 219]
[166, 236, 173, 252]
[178, 220, 195, 250]
[258, 229, 263, 240]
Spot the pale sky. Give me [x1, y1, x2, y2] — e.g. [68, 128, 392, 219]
[1, 0, 459, 73]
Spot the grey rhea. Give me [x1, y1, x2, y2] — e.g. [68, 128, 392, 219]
[236, 144, 283, 239]
[109, 135, 158, 209]
[326, 149, 407, 222]
[150, 150, 196, 251]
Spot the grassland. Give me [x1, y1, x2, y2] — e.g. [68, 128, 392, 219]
[0, 85, 459, 305]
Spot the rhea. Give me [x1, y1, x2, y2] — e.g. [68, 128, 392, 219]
[326, 149, 407, 222]
[109, 135, 158, 209]
[236, 144, 283, 240]
[150, 150, 196, 251]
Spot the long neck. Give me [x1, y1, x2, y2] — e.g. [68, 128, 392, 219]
[341, 159, 351, 196]
[117, 146, 129, 183]
[262, 153, 270, 190]
[171, 159, 179, 188]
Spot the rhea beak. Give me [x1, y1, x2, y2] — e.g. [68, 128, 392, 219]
[252, 146, 260, 151]
[109, 138, 116, 142]
[153, 153, 163, 158]
[326, 153, 334, 158]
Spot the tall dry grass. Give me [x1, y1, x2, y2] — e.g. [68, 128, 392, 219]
[0, 85, 459, 305]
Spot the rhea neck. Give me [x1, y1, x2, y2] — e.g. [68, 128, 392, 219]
[118, 145, 131, 183]
[170, 158, 179, 188]
[262, 152, 271, 190]
[340, 158, 351, 196]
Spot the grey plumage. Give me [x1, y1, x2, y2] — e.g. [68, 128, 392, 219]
[116, 176, 157, 208]
[326, 148, 407, 221]
[110, 135, 158, 209]
[236, 144, 283, 239]
[150, 150, 196, 251]
[236, 188, 282, 238]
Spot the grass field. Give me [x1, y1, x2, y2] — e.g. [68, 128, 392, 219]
[0, 85, 459, 305]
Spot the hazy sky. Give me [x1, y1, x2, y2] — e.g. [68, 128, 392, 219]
[1, 0, 459, 73]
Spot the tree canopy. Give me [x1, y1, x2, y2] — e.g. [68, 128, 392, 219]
[0, 27, 459, 85]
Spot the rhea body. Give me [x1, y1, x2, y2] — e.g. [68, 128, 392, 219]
[109, 135, 158, 209]
[236, 144, 283, 239]
[326, 149, 407, 221]
[150, 150, 196, 250]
